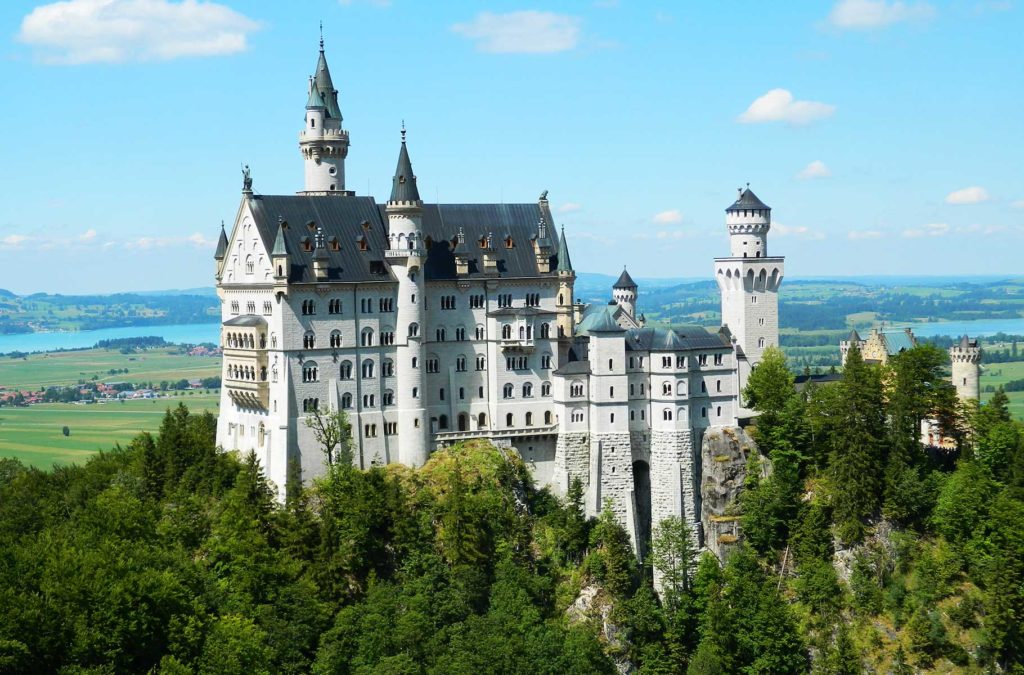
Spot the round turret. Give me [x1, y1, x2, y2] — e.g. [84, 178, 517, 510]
[612, 267, 637, 321]
[949, 335, 981, 401]
[725, 186, 771, 258]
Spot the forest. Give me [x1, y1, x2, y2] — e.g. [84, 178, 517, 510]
[0, 343, 1022, 673]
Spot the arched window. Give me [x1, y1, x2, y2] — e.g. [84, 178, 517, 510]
[408, 322, 419, 337]
[245, 255, 254, 274]
[571, 382, 584, 397]
[439, 415, 449, 430]
[341, 393, 353, 409]
[502, 324, 512, 340]
[330, 330, 342, 348]
[663, 382, 672, 395]
[340, 360, 352, 379]
[303, 331, 316, 350]
[541, 382, 551, 397]
[544, 411, 552, 425]
[677, 380, 686, 396]
[540, 323, 550, 338]
[503, 383, 514, 399]
[663, 408, 673, 421]
[523, 382, 533, 397]
[456, 355, 467, 372]
[361, 359, 375, 378]
[758, 337, 766, 349]
[477, 412, 487, 429]
[302, 361, 318, 383]
[525, 412, 534, 426]
[384, 390, 394, 406]
[571, 408, 584, 423]
[361, 328, 374, 347]
[382, 359, 394, 377]
[506, 413, 514, 427]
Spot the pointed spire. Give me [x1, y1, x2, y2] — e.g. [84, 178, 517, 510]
[306, 76, 326, 109]
[389, 125, 421, 203]
[312, 30, 342, 120]
[556, 225, 573, 273]
[272, 217, 289, 256]
[214, 220, 228, 260]
[614, 267, 637, 289]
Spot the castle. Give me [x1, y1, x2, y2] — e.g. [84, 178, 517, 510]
[840, 327, 982, 447]
[214, 40, 784, 551]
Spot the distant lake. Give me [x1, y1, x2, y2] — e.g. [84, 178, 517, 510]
[0, 323, 221, 354]
[904, 318, 1024, 339]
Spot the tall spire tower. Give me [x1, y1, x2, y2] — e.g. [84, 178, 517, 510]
[384, 126, 428, 467]
[713, 186, 785, 401]
[298, 31, 350, 195]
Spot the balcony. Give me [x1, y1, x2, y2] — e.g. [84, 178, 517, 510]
[433, 424, 557, 445]
[500, 337, 535, 353]
[226, 379, 269, 410]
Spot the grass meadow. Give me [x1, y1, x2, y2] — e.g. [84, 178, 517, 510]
[0, 347, 220, 390]
[0, 393, 220, 469]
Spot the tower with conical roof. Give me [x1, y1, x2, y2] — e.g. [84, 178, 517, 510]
[384, 127, 428, 467]
[713, 186, 785, 403]
[555, 226, 576, 343]
[950, 335, 981, 401]
[298, 33, 350, 195]
[612, 267, 638, 321]
[214, 221, 228, 281]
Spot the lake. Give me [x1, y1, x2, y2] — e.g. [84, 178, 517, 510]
[903, 318, 1024, 339]
[0, 323, 221, 355]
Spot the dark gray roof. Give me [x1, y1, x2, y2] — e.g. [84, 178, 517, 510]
[406, 202, 562, 281]
[242, 195, 562, 284]
[247, 195, 392, 283]
[271, 219, 288, 257]
[613, 268, 637, 289]
[959, 335, 978, 348]
[313, 47, 342, 120]
[215, 223, 228, 259]
[626, 325, 730, 352]
[306, 81, 326, 110]
[726, 186, 770, 212]
[223, 314, 267, 327]
[556, 226, 573, 273]
[847, 329, 861, 342]
[389, 137, 421, 203]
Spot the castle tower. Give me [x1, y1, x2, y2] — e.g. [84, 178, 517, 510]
[298, 35, 350, 195]
[384, 127, 428, 467]
[713, 186, 785, 399]
[612, 268, 638, 321]
[949, 335, 981, 401]
[555, 226, 576, 342]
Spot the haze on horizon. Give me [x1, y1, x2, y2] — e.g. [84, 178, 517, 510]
[0, 0, 1020, 295]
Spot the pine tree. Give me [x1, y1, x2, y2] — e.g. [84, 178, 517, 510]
[830, 344, 885, 543]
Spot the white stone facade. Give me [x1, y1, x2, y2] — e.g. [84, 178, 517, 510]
[213, 41, 786, 565]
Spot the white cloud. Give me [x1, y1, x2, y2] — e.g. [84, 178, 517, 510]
[1, 234, 29, 247]
[797, 160, 832, 180]
[652, 209, 683, 225]
[903, 222, 950, 238]
[774, 222, 827, 240]
[1012, 200, 1024, 209]
[945, 186, 990, 204]
[79, 228, 97, 242]
[848, 230, 882, 240]
[19, 0, 261, 65]
[126, 233, 214, 249]
[557, 202, 582, 214]
[738, 89, 836, 126]
[655, 230, 687, 240]
[827, 0, 935, 29]
[452, 11, 581, 54]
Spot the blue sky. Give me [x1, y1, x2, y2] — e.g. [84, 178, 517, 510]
[0, 0, 1021, 294]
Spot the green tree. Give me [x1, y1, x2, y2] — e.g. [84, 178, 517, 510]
[651, 516, 696, 605]
[304, 408, 354, 468]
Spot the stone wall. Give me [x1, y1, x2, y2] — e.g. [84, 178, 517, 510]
[700, 426, 763, 561]
[554, 431, 589, 497]
[649, 429, 697, 591]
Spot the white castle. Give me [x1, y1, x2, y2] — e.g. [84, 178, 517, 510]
[214, 40, 784, 551]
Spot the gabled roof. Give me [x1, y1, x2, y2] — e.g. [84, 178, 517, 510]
[879, 329, 915, 355]
[556, 226, 573, 273]
[577, 305, 625, 334]
[846, 329, 861, 342]
[726, 186, 770, 212]
[613, 268, 637, 289]
[389, 136, 421, 203]
[626, 324, 730, 352]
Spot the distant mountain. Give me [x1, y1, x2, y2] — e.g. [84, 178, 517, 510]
[135, 287, 219, 298]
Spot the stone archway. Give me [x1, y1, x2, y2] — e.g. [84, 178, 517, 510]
[633, 460, 652, 560]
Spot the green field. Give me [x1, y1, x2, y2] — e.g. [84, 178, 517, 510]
[0, 393, 220, 469]
[0, 346, 220, 390]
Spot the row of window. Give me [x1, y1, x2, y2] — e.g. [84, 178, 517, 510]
[224, 332, 265, 349]
[502, 382, 552, 399]
[567, 378, 724, 399]
[299, 297, 396, 317]
[301, 328, 396, 350]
